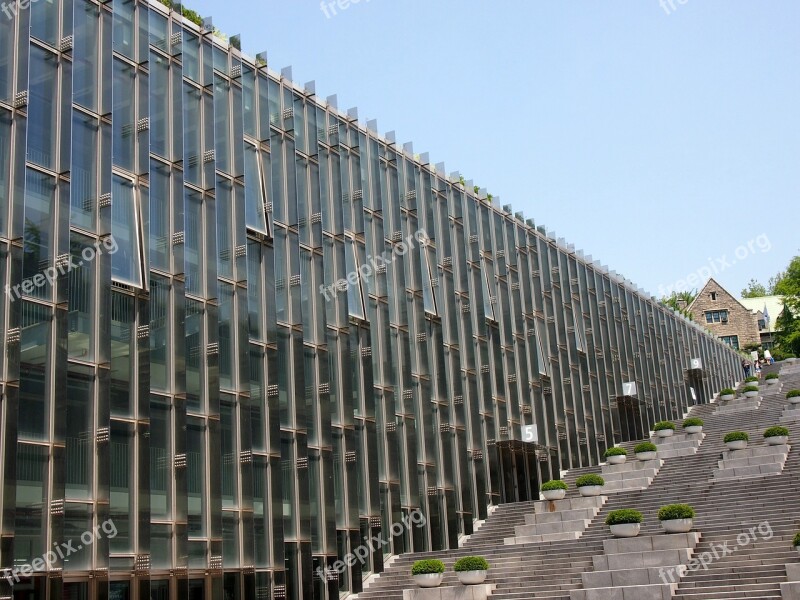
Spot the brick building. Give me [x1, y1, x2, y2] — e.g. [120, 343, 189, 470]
[688, 278, 760, 350]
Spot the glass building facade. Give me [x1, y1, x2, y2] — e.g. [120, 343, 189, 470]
[0, 1, 741, 598]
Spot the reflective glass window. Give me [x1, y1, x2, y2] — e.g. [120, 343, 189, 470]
[111, 175, 143, 287]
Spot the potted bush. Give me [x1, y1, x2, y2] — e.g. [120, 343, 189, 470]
[540, 480, 567, 501]
[453, 556, 489, 585]
[719, 388, 736, 401]
[634, 442, 658, 461]
[764, 426, 789, 446]
[794, 532, 800, 556]
[744, 376, 759, 387]
[653, 421, 676, 438]
[658, 504, 695, 533]
[742, 385, 759, 398]
[683, 417, 704, 434]
[605, 509, 643, 538]
[724, 431, 749, 451]
[766, 373, 780, 385]
[604, 447, 628, 465]
[411, 559, 445, 588]
[575, 474, 605, 497]
[788, 390, 800, 405]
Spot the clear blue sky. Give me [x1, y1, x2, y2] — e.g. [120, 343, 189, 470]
[191, 0, 799, 299]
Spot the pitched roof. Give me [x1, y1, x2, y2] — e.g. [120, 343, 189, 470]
[688, 278, 753, 314]
[739, 295, 786, 333]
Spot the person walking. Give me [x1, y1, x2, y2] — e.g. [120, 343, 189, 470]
[742, 358, 751, 378]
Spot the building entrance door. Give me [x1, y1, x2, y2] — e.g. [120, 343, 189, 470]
[496, 440, 539, 504]
[616, 397, 645, 442]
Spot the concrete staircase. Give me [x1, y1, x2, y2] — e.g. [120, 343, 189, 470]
[354, 362, 800, 600]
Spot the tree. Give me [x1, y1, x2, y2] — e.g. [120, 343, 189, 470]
[774, 255, 800, 357]
[741, 278, 768, 298]
[661, 290, 697, 320]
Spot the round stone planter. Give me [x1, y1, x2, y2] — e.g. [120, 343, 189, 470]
[684, 426, 703, 435]
[796, 545, 800, 556]
[578, 485, 603, 497]
[720, 394, 735, 401]
[661, 519, 693, 534]
[789, 397, 800, 405]
[635, 451, 657, 461]
[609, 523, 641, 538]
[767, 378, 780, 385]
[413, 574, 443, 588]
[766, 435, 788, 446]
[656, 429, 674, 438]
[607, 455, 627, 465]
[744, 391, 759, 398]
[542, 489, 566, 501]
[456, 570, 488, 585]
[726, 440, 748, 451]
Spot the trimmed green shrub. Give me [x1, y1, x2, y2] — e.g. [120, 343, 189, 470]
[723, 431, 749, 443]
[653, 421, 676, 431]
[720, 388, 736, 396]
[605, 509, 643, 526]
[683, 417, 704, 428]
[765, 373, 779, 380]
[742, 385, 759, 393]
[658, 504, 696, 521]
[787, 390, 800, 399]
[604, 447, 628, 457]
[794, 532, 800, 547]
[541, 480, 568, 491]
[745, 376, 759, 383]
[412, 559, 445, 575]
[764, 426, 789, 438]
[181, 7, 203, 26]
[634, 442, 657, 453]
[453, 556, 489, 572]
[575, 474, 605, 487]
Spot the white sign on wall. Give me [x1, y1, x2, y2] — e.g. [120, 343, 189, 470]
[522, 425, 538, 443]
[690, 387, 697, 401]
[690, 358, 702, 370]
[622, 382, 637, 397]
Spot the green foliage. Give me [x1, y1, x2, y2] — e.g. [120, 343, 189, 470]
[775, 256, 800, 357]
[653, 421, 676, 431]
[794, 532, 800, 547]
[604, 447, 628, 457]
[634, 442, 657, 453]
[605, 509, 643, 526]
[787, 390, 800, 399]
[575, 474, 605, 487]
[741, 278, 768, 298]
[764, 426, 789, 438]
[156, 0, 173, 8]
[720, 388, 736, 396]
[453, 556, 489, 572]
[724, 431, 749, 443]
[181, 7, 203, 26]
[658, 504, 696, 521]
[765, 373, 779, 380]
[412, 560, 445, 575]
[683, 417, 704, 428]
[745, 376, 759, 382]
[660, 290, 697, 321]
[541, 480, 568, 491]
[742, 385, 759, 393]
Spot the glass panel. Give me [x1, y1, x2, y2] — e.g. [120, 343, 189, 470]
[0, 111, 10, 236]
[185, 299, 204, 411]
[14, 444, 49, 563]
[31, 0, 60, 46]
[110, 292, 135, 417]
[150, 396, 172, 519]
[247, 242, 264, 341]
[27, 46, 59, 169]
[220, 396, 237, 508]
[345, 238, 364, 319]
[150, 53, 170, 158]
[112, 59, 137, 171]
[65, 368, 94, 499]
[187, 417, 207, 537]
[219, 282, 234, 389]
[150, 275, 169, 390]
[216, 178, 233, 279]
[71, 112, 99, 230]
[63, 503, 93, 569]
[112, 0, 135, 59]
[111, 175, 143, 287]
[184, 189, 203, 295]
[22, 169, 57, 301]
[68, 233, 97, 360]
[214, 76, 231, 174]
[244, 144, 268, 234]
[110, 420, 135, 553]
[19, 302, 52, 440]
[149, 160, 171, 271]
[150, 524, 173, 570]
